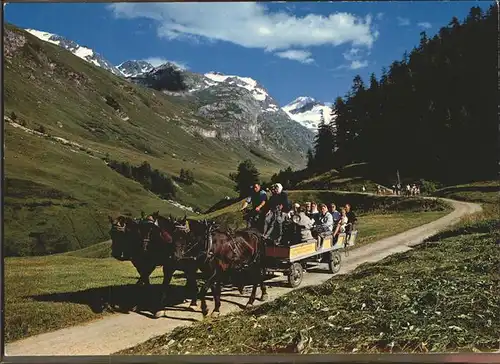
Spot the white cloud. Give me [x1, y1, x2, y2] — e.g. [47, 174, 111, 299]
[340, 47, 369, 69]
[108, 3, 379, 53]
[144, 57, 188, 70]
[376, 12, 384, 20]
[417, 22, 432, 29]
[275, 49, 314, 64]
[397, 17, 410, 26]
[342, 47, 361, 61]
[349, 60, 368, 70]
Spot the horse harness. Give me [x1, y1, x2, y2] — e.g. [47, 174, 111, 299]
[224, 229, 263, 271]
[173, 222, 206, 261]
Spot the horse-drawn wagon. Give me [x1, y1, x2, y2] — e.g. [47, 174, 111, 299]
[264, 230, 358, 288]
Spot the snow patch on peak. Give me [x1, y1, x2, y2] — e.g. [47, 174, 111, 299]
[282, 96, 335, 132]
[25, 28, 124, 77]
[204, 72, 269, 102]
[26, 29, 59, 46]
[117, 60, 155, 78]
[283, 96, 316, 112]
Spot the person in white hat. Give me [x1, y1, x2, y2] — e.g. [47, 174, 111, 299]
[262, 183, 291, 244]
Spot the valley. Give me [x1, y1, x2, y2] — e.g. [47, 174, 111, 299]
[4, 23, 328, 256]
[3, 2, 498, 357]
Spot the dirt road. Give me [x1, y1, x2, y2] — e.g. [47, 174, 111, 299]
[4, 197, 481, 356]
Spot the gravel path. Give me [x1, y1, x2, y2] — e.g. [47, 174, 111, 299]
[4, 197, 482, 356]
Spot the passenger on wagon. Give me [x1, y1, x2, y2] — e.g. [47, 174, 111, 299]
[240, 183, 267, 230]
[291, 203, 300, 217]
[292, 206, 314, 242]
[308, 202, 320, 224]
[329, 203, 341, 226]
[333, 207, 349, 237]
[263, 183, 291, 244]
[304, 201, 312, 214]
[313, 204, 334, 234]
[345, 203, 357, 234]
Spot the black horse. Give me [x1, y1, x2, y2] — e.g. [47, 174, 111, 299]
[109, 213, 191, 308]
[109, 215, 160, 286]
[148, 212, 205, 308]
[184, 219, 268, 317]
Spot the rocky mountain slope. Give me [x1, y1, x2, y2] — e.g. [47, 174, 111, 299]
[117, 60, 154, 77]
[123, 63, 316, 156]
[26, 28, 124, 77]
[24, 28, 315, 159]
[282, 96, 335, 131]
[3, 24, 311, 256]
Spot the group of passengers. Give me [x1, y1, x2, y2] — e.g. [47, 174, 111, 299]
[240, 182, 357, 245]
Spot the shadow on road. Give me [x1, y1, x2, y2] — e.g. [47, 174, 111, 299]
[27, 279, 281, 321]
[28, 284, 192, 317]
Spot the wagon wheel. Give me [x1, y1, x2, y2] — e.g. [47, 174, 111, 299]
[328, 251, 342, 274]
[288, 262, 303, 288]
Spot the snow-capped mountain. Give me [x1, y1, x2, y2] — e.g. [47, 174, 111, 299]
[23, 26, 315, 157]
[117, 60, 154, 78]
[25, 29, 124, 77]
[201, 72, 280, 113]
[124, 65, 314, 155]
[282, 96, 335, 131]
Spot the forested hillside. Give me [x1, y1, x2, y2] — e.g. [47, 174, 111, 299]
[308, 5, 497, 185]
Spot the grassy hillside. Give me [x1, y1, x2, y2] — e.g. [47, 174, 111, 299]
[281, 163, 397, 193]
[4, 192, 451, 343]
[119, 182, 498, 355]
[3, 24, 302, 256]
[279, 162, 446, 195]
[204, 191, 450, 231]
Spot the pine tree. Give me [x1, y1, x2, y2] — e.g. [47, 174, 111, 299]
[325, 4, 497, 183]
[306, 148, 315, 170]
[313, 119, 336, 172]
[331, 96, 348, 168]
[230, 160, 260, 197]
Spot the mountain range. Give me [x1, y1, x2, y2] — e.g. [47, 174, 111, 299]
[26, 28, 335, 132]
[5, 23, 336, 255]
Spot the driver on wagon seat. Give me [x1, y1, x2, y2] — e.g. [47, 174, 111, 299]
[240, 183, 267, 230]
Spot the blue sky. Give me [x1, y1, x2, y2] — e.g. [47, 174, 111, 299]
[4, 1, 488, 106]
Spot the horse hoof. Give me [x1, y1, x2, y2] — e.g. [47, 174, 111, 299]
[211, 311, 220, 318]
[245, 303, 253, 309]
[131, 305, 139, 312]
[260, 294, 268, 301]
[190, 302, 198, 307]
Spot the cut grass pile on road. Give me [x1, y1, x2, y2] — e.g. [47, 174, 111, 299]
[4, 193, 451, 343]
[117, 182, 499, 355]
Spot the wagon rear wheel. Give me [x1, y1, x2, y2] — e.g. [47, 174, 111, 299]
[328, 251, 342, 274]
[288, 262, 303, 288]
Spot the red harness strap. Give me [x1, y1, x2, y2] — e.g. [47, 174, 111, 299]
[161, 229, 173, 243]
